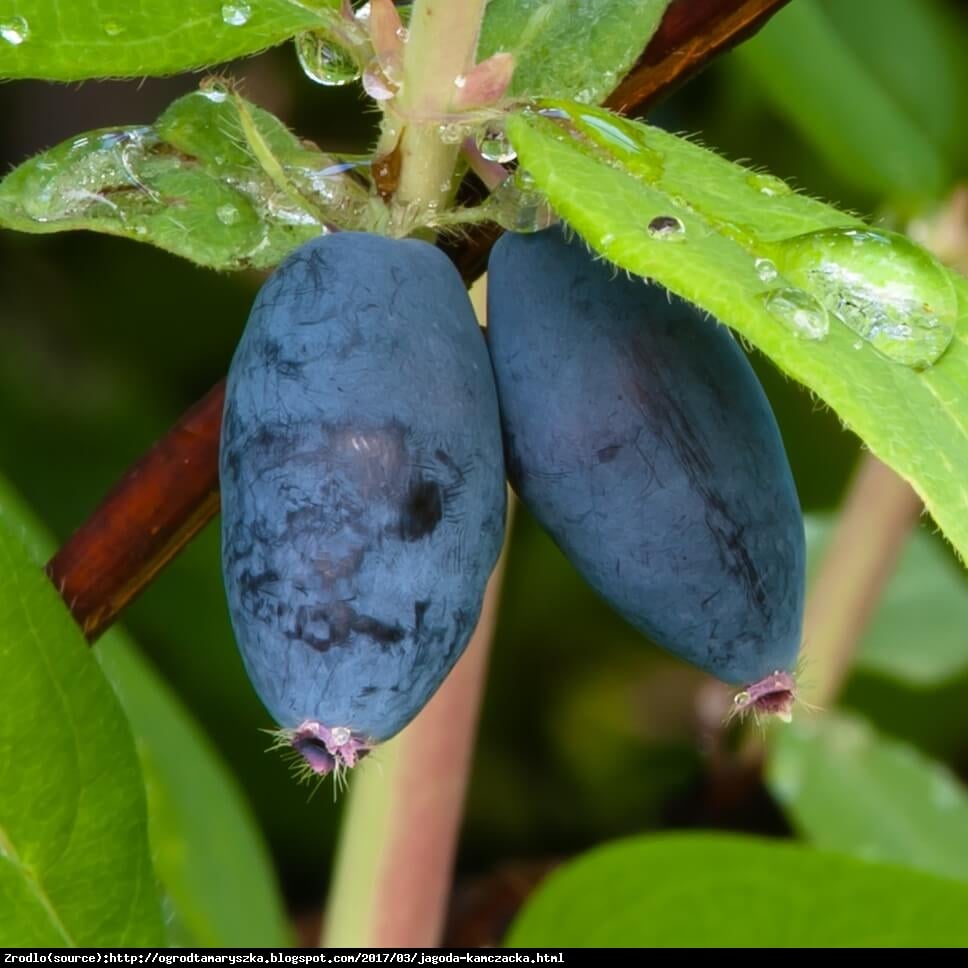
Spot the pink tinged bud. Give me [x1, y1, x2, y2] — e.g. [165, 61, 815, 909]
[453, 52, 515, 110]
[369, 0, 405, 64]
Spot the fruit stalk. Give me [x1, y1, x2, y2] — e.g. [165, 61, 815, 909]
[389, 0, 489, 225]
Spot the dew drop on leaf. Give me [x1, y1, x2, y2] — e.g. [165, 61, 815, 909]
[295, 32, 361, 86]
[761, 288, 829, 341]
[221, 3, 251, 27]
[647, 215, 684, 241]
[771, 227, 956, 369]
[747, 172, 792, 197]
[102, 20, 125, 37]
[216, 204, 240, 225]
[1, 16, 29, 45]
[755, 258, 778, 283]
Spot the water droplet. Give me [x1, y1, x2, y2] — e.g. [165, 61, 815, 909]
[853, 340, 863, 350]
[453, 74, 467, 89]
[216, 204, 240, 225]
[438, 123, 465, 145]
[395, 26, 409, 42]
[295, 32, 361, 86]
[771, 227, 957, 369]
[647, 215, 684, 240]
[755, 258, 778, 283]
[747, 172, 792, 197]
[363, 60, 399, 100]
[102, 20, 124, 37]
[355, 2, 371, 22]
[200, 88, 229, 103]
[1, 16, 29, 45]
[221, 3, 251, 27]
[475, 124, 516, 164]
[331, 726, 352, 746]
[761, 288, 829, 341]
[489, 174, 555, 234]
[537, 106, 570, 121]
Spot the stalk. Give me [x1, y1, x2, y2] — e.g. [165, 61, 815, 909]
[388, 0, 489, 226]
[799, 455, 922, 707]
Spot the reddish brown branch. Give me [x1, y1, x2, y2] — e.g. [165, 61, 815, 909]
[46, 0, 793, 642]
[46, 381, 225, 640]
[607, 0, 792, 114]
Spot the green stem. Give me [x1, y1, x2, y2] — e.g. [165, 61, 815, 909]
[387, 0, 489, 229]
[322, 525, 511, 947]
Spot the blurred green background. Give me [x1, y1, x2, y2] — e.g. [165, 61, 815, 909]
[1, 0, 966, 944]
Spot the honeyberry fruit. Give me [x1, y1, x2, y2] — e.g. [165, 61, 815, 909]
[486, 228, 805, 711]
[220, 232, 507, 775]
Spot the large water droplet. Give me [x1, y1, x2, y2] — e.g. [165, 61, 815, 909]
[772, 227, 957, 369]
[295, 32, 361, 86]
[489, 170, 556, 234]
[761, 288, 829, 341]
[647, 215, 684, 241]
[1, 16, 29, 45]
[475, 124, 516, 164]
[221, 3, 251, 27]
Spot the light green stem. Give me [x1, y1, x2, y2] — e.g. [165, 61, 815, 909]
[388, 0, 489, 229]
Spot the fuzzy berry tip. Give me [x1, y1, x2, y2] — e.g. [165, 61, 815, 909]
[731, 670, 797, 723]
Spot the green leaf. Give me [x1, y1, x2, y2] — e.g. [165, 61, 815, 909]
[732, 0, 953, 199]
[0, 0, 340, 81]
[0, 87, 379, 270]
[768, 712, 968, 882]
[805, 517, 968, 686]
[478, 0, 670, 104]
[97, 633, 292, 947]
[507, 833, 968, 947]
[505, 103, 968, 563]
[0, 518, 164, 946]
[0, 475, 291, 947]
